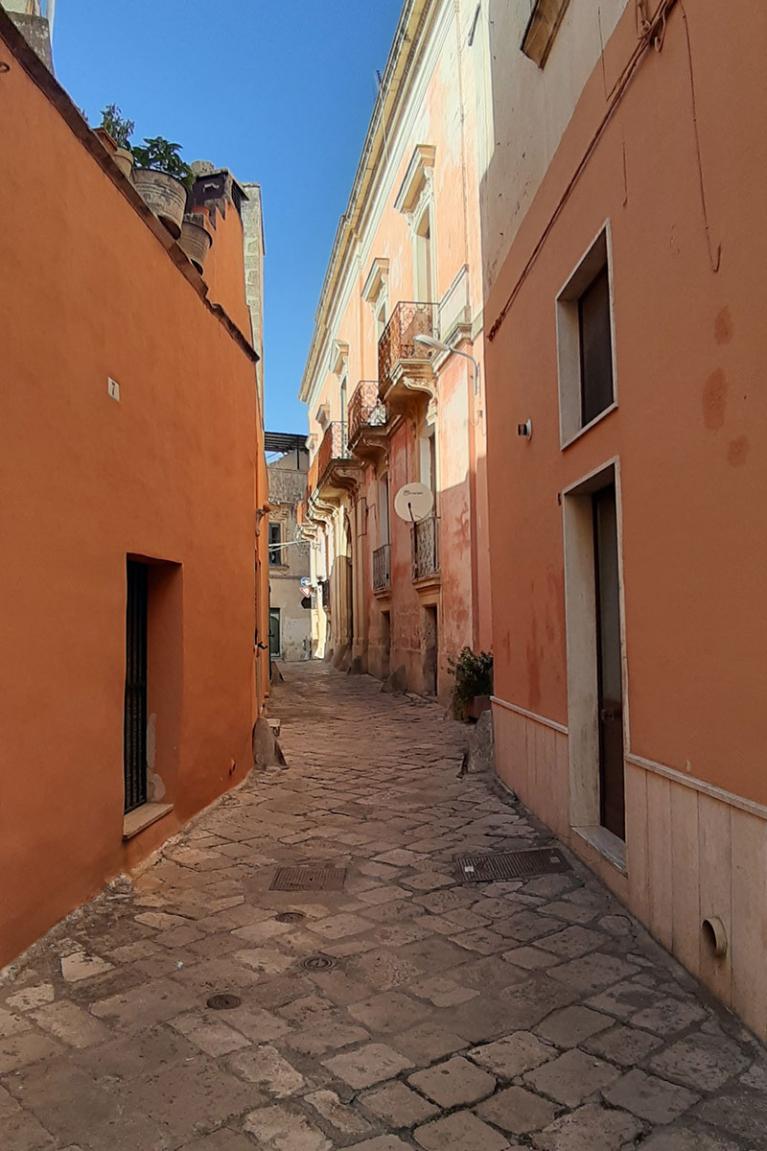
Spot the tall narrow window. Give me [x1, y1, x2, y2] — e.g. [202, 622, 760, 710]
[556, 227, 616, 445]
[379, 473, 390, 545]
[579, 266, 614, 426]
[415, 208, 434, 301]
[268, 522, 282, 566]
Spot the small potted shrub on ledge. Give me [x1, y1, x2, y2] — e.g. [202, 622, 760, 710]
[449, 647, 493, 722]
[131, 136, 194, 239]
[95, 104, 135, 180]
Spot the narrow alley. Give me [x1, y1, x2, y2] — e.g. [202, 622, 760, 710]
[1, 664, 765, 1151]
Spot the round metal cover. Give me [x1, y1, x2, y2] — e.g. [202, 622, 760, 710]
[276, 911, 306, 924]
[300, 954, 336, 972]
[206, 993, 242, 1011]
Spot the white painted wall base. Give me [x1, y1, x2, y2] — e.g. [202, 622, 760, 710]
[493, 701, 767, 1040]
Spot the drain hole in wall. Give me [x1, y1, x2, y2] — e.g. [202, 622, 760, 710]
[702, 916, 727, 958]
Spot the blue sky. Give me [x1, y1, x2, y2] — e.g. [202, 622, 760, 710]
[53, 1, 402, 433]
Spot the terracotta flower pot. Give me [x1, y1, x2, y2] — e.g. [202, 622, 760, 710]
[133, 168, 188, 238]
[94, 128, 132, 180]
[113, 147, 133, 180]
[467, 694, 491, 721]
[179, 217, 212, 274]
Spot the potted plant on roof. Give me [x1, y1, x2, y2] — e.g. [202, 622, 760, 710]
[131, 136, 194, 239]
[448, 647, 493, 723]
[95, 104, 135, 181]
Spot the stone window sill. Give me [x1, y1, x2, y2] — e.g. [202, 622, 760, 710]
[123, 802, 173, 841]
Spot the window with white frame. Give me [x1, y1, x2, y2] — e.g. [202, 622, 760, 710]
[414, 205, 435, 303]
[556, 227, 616, 446]
[268, 521, 282, 566]
[395, 145, 437, 304]
[378, 472, 390, 545]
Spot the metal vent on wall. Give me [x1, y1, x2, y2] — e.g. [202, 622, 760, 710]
[456, 847, 571, 883]
[270, 865, 348, 892]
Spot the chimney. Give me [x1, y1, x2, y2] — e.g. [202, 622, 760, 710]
[2, 1, 53, 69]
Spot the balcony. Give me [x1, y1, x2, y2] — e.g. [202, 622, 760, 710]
[378, 301, 438, 410]
[372, 543, 391, 593]
[412, 514, 440, 584]
[348, 381, 389, 462]
[313, 421, 360, 502]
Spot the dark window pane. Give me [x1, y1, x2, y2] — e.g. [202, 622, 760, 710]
[268, 523, 281, 566]
[579, 265, 614, 426]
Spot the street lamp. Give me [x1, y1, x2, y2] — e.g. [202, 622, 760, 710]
[414, 333, 481, 394]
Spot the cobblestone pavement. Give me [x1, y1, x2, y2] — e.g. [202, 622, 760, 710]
[2, 663, 766, 1151]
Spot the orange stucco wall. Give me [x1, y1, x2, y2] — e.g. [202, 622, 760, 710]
[0, 24, 264, 965]
[483, 2, 767, 1035]
[196, 195, 254, 343]
[485, 1, 767, 805]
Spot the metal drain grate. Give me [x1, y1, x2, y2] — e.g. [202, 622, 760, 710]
[270, 865, 347, 892]
[300, 954, 336, 972]
[456, 847, 571, 883]
[275, 911, 306, 924]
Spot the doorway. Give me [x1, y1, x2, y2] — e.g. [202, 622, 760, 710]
[593, 484, 624, 838]
[124, 561, 148, 814]
[381, 609, 391, 678]
[422, 604, 438, 696]
[269, 607, 281, 658]
[563, 465, 626, 845]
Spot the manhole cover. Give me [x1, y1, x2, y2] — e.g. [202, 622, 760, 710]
[300, 954, 336, 972]
[206, 993, 242, 1010]
[270, 865, 347, 892]
[456, 847, 571, 883]
[275, 911, 306, 923]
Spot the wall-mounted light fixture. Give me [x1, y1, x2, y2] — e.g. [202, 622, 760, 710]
[517, 419, 533, 440]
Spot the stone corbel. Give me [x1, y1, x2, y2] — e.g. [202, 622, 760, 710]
[329, 339, 349, 379]
[395, 145, 436, 224]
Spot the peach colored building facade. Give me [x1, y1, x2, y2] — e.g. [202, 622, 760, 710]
[0, 14, 269, 966]
[482, 0, 767, 1037]
[299, 0, 492, 701]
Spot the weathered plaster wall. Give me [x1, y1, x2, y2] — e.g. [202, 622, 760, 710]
[302, 0, 491, 698]
[268, 449, 311, 662]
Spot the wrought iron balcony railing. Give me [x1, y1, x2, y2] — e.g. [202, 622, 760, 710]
[348, 381, 388, 446]
[412, 514, 439, 582]
[378, 301, 438, 395]
[372, 543, 391, 592]
[316, 421, 349, 483]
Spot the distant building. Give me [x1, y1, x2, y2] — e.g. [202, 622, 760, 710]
[266, 434, 311, 661]
[298, 0, 491, 700]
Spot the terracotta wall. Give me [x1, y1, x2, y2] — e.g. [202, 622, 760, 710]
[483, 1, 767, 1036]
[199, 192, 254, 342]
[0, 21, 264, 965]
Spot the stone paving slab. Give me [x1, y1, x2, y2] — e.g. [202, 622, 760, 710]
[1, 662, 765, 1150]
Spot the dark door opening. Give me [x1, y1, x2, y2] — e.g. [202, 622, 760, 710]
[269, 607, 281, 658]
[381, 609, 391, 678]
[423, 605, 438, 696]
[593, 484, 625, 839]
[124, 561, 148, 814]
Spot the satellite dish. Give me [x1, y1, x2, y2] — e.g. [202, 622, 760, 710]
[394, 482, 434, 523]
